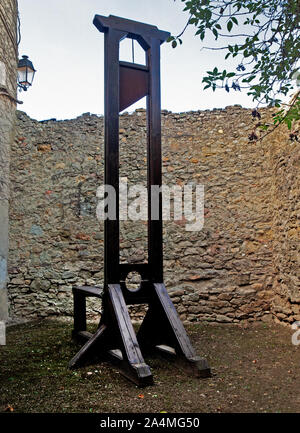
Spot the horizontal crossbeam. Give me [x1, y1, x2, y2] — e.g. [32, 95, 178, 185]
[93, 15, 170, 45]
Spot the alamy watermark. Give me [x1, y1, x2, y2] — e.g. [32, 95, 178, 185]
[96, 180, 204, 231]
[0, 321, 6, 346]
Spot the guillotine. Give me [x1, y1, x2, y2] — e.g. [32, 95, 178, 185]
[69, 15, 211, 386]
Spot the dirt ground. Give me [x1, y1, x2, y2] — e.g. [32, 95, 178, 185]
[0, 319, 299, 413]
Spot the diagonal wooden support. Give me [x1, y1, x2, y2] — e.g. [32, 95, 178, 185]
[70, 282, 210, 383]
[137, 283, 211, 378]
[70, 284, 153, 386]
[69, 324, 107, 369]
[104, 284, 153, 386]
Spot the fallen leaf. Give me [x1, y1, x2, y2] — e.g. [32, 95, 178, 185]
[138, 394, 144, 399]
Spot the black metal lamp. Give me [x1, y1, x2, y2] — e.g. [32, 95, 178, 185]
[17, 55, 36, 91]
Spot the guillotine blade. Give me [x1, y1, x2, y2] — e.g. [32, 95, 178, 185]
[119, 61, 149, 112]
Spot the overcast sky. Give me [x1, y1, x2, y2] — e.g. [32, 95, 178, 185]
[17, 0, 258, 121]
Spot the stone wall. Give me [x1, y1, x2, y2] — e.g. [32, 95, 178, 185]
[0, 0, 18, 321]
[269, 121, 300, 324]
[8, 106, 277, 323]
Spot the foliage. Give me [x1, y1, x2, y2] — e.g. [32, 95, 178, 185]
[170, 0, 300, 139]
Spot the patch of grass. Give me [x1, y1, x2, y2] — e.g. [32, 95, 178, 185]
[0, 320, 299, 413]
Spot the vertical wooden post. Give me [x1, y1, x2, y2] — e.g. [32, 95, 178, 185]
[147, 38, 163, 283]
[73, 290, 86, 335]
[104, 29, 127, 285]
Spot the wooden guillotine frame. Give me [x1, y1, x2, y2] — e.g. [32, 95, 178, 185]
[69, 15, 211, 386]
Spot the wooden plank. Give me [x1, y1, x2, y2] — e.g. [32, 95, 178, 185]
[78, 331, 93, 340]
[108, 284, 147, 365]
[108, 349, 123, 360]
[156, 344, 176, 355]
[73, 286, 103, 298]
[106, 284, 153, 385]
[72, 331, 93, 345]
[119, 263, 149, 281]
[153, 283, 211, 376]
[104, 29, 127, 285]
[153, 283, 196, 358]
[93, 14, 170, 45]
[119, 61, 149, 71]
[69, 324, 107, 369]
[147, 38, 163, 282]
[73, 290, 86, 334]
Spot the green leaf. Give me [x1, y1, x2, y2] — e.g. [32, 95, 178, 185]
[242, 75, 256, 83]
[227, 20, 233, 32]
[177, 0, 300, 123]
[259, 124, 269, 131]
[206, 9, 212, 20]
[286, 118, 292, 130]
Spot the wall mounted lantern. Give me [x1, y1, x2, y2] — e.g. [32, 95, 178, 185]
[17, 55, 36, 91]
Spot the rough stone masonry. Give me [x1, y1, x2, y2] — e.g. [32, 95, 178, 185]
[9, 104, 299, 325]
[0, 0, 18, 322]
[0, 4, 298, 330]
